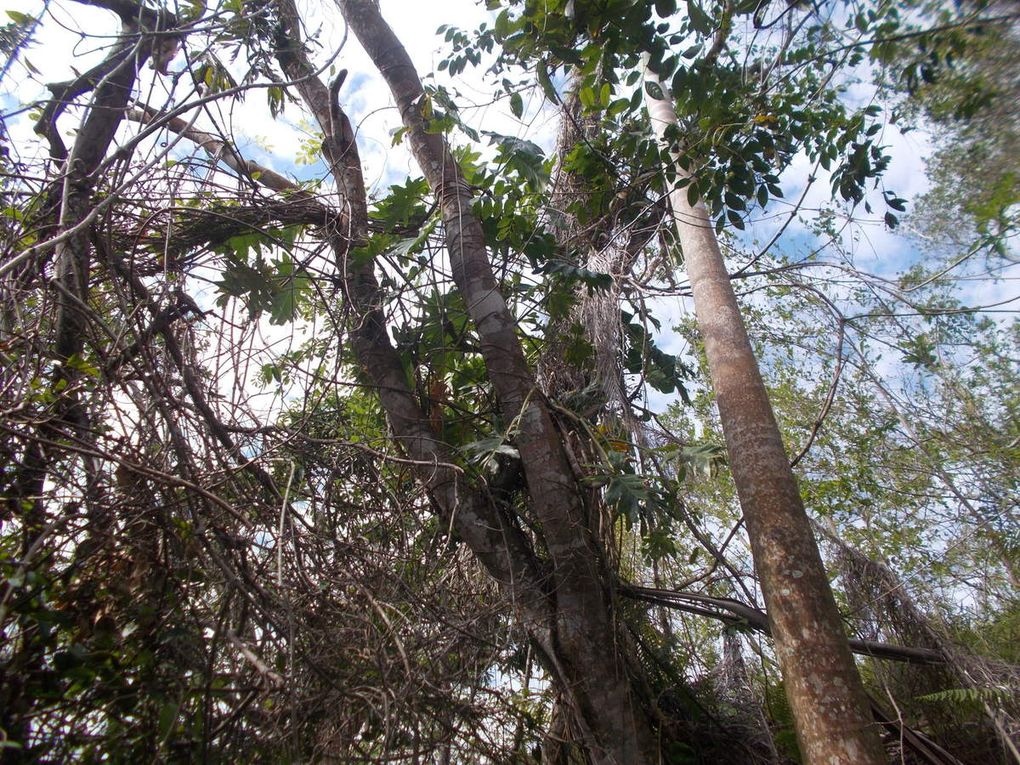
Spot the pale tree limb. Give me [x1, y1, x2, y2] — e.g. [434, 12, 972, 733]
[643, 61, 886, 765]
[270, 0, 556, 637]
[339, 3, 663, 762]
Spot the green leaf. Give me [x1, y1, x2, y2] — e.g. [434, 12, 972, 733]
[494, 9, 511, 37]
[655, 0, 677, 17]
[644, 81, 665, 101]
[158, 700, 179, 741]
[267, 85, 284, 118]
[681, 443, 726, 478]
[260, 363, 283, 385]
[537, 60, 558, 103]
[539, 259, 612, 291]
[687, 1, 712, 34]
[916, 686, 1016, 707]
[370, 177, 430, 226]
[66, 353, 100, 378]
[487, 132, 549, 190]
[725, 192, 746, 211]
[461, 436, 520, 473]
[509, 92, 524, 118]
[604, 473, 648, 524]
[181, 0, 206, 20]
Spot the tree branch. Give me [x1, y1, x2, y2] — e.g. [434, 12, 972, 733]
[619, 584, 944, 665]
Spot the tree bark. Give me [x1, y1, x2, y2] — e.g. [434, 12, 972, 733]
[328, 4, 659, 762]
[643, 65, 886, 764]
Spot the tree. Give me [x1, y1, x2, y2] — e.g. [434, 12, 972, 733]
[644, 66, 884, 762]
[1, 0, 1017, 762]
[873, 0, 1020, 258]
[661, 276, 1020, 761]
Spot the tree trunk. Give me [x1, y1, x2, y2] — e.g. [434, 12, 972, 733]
[643, 65, 886, 764]
[272, 3, 660, 761]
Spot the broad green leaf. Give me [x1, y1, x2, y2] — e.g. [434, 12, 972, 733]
[510, 91, 524, 118]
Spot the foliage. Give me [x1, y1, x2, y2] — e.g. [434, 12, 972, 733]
[0, 0, 1017, 761]
[874, 0, 1020, 256]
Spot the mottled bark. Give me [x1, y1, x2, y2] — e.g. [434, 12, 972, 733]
[643, 66, 886, 764]
[540, 85, 658, 423]
[539, 88, 597, 398]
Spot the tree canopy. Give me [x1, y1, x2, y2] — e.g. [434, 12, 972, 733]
[0, 0, 1017, 762]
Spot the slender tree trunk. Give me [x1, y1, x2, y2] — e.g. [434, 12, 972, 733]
[272, 4, 660, 761]
[643, 65, 886, 764]
[340, 7, 657, 760]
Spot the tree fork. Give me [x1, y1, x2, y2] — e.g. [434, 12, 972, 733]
[643, 65, 886, 764]
[338, 3, 660, 761]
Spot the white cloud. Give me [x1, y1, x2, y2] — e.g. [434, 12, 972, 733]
[4, 0, 1015, 420]
[1, 0, 508, 183]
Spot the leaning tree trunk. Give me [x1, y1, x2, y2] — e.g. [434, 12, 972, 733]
[339, 6, 658, 759]
[269, 2, 660, 761]
[643, 66, 886, 764]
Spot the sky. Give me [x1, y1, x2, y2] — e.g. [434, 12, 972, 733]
[1, 0, 502, 181]
[0, 0, 978, 263]
[2, 0, 1012, 639]
[0, 0, 510, 419]
[1, 0, 1016, 421]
